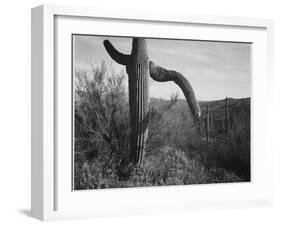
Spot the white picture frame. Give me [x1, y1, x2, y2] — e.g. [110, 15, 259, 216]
[31, 4, 274, 221]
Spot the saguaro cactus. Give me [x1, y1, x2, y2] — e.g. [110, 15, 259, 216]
[225, 97, 229, 139]
[104, 38, 149, 165]
[206, 104, 210, 144]
[104, 38, 201, 166]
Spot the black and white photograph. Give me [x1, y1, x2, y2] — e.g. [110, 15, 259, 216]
[73, 35, 251, 190]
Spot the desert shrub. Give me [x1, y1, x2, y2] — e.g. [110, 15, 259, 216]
[74, 61, 247, 190]
[76, 146, 239, 189]
[145, 93, 179, 154]
[149, 98, 250, 182]
[195, 109, 250, 181]
[74, 62, 132, 188]
[146, 96, 201, 157]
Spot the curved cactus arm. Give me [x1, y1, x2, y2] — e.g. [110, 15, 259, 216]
[149, 61, 201, 120]
[103, 40, 130, 65]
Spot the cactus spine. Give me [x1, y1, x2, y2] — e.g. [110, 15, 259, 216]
[104, 38, 149, 166]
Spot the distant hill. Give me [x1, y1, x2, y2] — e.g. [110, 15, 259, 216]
[76, 93, 250, 118]
[199, 97, 250, 115]
[150, 97, 250, 114]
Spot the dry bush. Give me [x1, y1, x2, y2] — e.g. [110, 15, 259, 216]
[74, 62, 247, 190]
[74, 62, 131, 189]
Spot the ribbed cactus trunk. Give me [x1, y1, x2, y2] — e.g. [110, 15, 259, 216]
[104, 38, 149, 166]
[127, 39, 149, 165]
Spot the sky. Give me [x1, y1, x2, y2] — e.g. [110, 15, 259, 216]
[74, 35, 251, 101]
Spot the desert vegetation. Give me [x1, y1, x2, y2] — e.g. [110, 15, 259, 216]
[74, 62, 250, 190]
